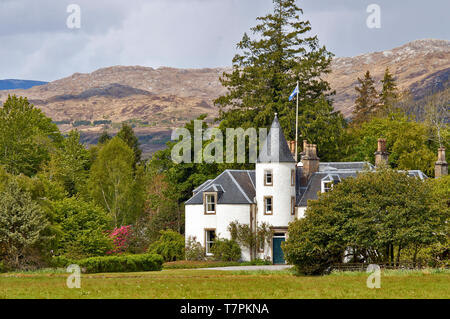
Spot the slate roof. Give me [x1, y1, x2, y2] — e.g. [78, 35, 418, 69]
[257, 114, 295, 163]
[319, 162, 375, 172]
[296, 164, 428, 207]
[185, 170, 255, 205]
[297, 171, 358, 206]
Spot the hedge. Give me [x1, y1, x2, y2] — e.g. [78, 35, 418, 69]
[76, 254, 163, 273]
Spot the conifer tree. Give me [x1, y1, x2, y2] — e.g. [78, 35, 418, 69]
[117, 123, 142, 166]
[353, 71, 379, 124]
[0, 179, 49, 269]
[214, 0, 344, 159]
[379, 67, 399, 115]
[98, 130, 112, 145]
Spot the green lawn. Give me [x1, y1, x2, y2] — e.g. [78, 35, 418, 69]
[0, 269, 448, 299]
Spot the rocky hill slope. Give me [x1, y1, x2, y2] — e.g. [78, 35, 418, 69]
[325, 39, 449, 117]
[1, 39, 448, 156]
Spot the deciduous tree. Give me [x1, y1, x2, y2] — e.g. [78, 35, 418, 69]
[0, 95, 62, 176]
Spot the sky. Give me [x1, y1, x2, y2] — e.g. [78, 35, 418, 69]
[0, 0, 449, 81]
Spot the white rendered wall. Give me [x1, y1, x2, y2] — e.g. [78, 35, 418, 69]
[255, 162, 296, 227]
[185, 204, 252, 261]
[297, 207, 307, 219]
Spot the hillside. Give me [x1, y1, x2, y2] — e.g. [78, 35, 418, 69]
[325, 39, 449, 117]
[0, 39, 448, 156]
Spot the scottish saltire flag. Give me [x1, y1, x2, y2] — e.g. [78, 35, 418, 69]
[289, 84, 299, 101]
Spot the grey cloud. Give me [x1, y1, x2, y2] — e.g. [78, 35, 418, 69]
[0, 0, 448, 81]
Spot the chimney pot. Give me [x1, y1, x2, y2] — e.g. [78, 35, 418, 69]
[287, 140, 296, 157]
[374, 138, 389, 168]
[435, 147, 448, 178]
[437, 147, 446, 162]
[377, 138, 386, 152]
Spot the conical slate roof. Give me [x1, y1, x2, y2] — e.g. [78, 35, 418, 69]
[257, 114, 295, 163]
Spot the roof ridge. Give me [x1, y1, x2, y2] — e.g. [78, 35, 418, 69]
[297, 174, 316, 206]
[247, 170, 256, 191]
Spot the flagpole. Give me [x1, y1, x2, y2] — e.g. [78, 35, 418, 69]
[295, 80, 299, 163]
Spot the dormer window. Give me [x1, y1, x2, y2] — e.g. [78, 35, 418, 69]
[321, 174, 341, 193]
[204, 192, 217, 214]
[264, 169, 273, 186]
[323, 181, 333, 193]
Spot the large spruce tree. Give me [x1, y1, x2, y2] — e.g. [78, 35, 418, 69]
[352, 71, 379, 124]
[214, 0, 345, 160]
[117, 123, 142, 166]
[379, 67, 399, 115]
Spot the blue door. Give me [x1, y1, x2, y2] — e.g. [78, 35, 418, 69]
[273, 236, 286, 264]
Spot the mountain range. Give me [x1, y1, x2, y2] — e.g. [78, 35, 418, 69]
[0, 39, 448, 156]
[0, 79, 48, 90]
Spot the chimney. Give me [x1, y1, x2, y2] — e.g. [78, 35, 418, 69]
[287, 140, 296, 157]
[374, 138, 389, 168]
[435, 147, 448, 178]
[300, 142, 320, 186]
[300, 140, 308, 159]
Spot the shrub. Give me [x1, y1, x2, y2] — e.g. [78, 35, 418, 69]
[108, 225, 132, 254]
[148, 230, 185, 262]
[77, 253, 163, 273]
[185, 236, 205, 261]
[211, 238, 241, 262]
[93, 120, 112, 126]
[52, 198, 113, 259]
[49, 255, 74, 268]
[73, 120, 91, 127]
[283, 169, 446, 275]
[241, 259, 272, 266]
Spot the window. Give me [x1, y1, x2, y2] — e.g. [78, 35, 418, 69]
[205, 229, 216, 255]
[204, 193, 216, 214]
[291, 169, 295, 186]
[321, 174, 341, 193]
[291, 196, 295, 215]
[264, 196, 273, 215]
[264, 170, 273, 186]
[323, 181, 333, 193]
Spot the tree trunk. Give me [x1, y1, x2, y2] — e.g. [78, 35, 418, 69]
[413, 245, 419, 268]
[385, 245, 390, 264]
[390, 244, 394, 266]
[396, 245, 402, 266]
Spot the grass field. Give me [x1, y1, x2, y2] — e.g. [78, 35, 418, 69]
[0, 268, 448, 299]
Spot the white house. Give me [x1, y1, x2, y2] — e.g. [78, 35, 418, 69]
[185, 114, 435, 264]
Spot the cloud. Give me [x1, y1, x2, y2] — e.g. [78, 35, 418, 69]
[0, 0, 448, 81]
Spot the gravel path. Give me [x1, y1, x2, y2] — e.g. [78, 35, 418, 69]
[197, 265, 292, 271]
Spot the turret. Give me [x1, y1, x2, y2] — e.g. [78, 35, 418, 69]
[255, 114, 296, 229]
